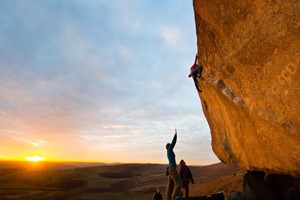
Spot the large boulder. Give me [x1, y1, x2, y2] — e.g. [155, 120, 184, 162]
[193, 0, 300, 176]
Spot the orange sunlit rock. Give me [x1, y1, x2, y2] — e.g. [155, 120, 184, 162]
[193, 0, 300, 176]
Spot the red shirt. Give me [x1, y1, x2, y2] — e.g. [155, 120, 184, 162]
[190, 63, 197, 71]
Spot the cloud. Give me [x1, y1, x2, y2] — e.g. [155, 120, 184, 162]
[10, 137, 46, 147]
[160, 26, 183, 48]
[0, 0, 218, 164]
[0, 109, 8, 115]
[0, 133, 46, 147]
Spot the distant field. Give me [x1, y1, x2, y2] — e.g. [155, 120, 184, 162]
[0, 161, 244, 200]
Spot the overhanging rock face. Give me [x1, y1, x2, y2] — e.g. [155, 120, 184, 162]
[193, 0, 300, 176]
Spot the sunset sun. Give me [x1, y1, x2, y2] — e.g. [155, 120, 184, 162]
[25, 155, 46, 162]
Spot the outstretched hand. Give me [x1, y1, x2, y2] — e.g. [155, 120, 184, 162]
[194, 53, 198, 64]
[175, 129, 177, 134]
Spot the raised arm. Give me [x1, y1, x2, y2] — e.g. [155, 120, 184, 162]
[194, 53, 198, 65]
[169, 129, 177, 150]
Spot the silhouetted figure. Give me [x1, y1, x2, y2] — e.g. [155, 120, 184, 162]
[153, 188, 163, 200]
[188, 54, 203, 92]
[166, 166, 175, 200]
[179, 160, 195, 200]
[166, 129, 182, 200]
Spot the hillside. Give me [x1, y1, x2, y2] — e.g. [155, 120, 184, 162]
[0, 161, 244, 200]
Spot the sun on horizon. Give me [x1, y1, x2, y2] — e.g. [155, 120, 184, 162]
[25, 155, 46, 162]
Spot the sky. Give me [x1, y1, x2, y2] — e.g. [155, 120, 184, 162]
[0, 0, 219, 165]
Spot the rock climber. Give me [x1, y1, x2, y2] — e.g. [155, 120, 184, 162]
[188, 53, 203, 92]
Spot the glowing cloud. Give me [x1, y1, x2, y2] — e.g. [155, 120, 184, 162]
[160, 26, 183, 47]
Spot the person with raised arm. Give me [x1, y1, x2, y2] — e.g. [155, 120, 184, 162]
[166, 129, 182, 200]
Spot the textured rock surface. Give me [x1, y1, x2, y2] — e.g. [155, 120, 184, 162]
[193, 0, 300, 176]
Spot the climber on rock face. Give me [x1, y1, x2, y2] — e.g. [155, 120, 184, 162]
[188, 53, 203, 93]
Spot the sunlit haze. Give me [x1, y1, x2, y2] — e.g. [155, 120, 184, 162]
[0, 0, 219, 165]
[25, 155, 46, 162]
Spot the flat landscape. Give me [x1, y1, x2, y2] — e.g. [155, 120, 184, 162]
[0, 161, 245, 200]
